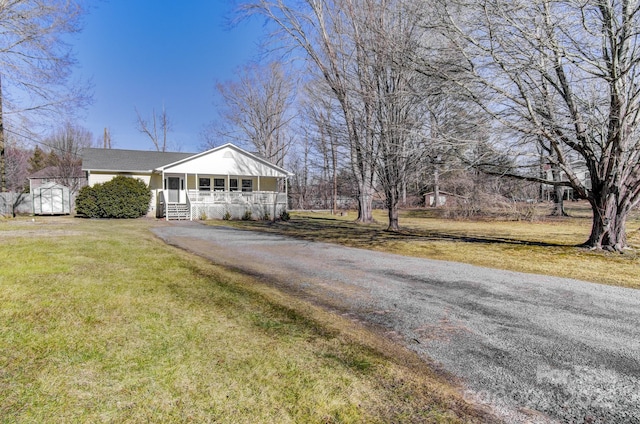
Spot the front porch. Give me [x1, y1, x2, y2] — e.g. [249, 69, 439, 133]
[191, 189, 288, 220]
[151, 144, 292, 221]
[157, 183, 288, 221]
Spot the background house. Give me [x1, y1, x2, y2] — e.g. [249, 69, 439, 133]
[540, 161, 592, 201]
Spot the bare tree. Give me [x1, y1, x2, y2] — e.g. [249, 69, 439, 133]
[135, 106, 172, 152]
[287, 129, 312, 209]
[214, 62, 295, 167]
[1, 137, 30, 216]
[45, 123, 93, 194]
[434, 0, 640, 251]
[242, 0, 380, 223]
[419, 81, 488, 207]
[4, 139, 30, 192]
[370, 0, 430, 230]
[199, 121, 219, 150]
[0, 0, 89, 192]
[301, 77, 346, 213]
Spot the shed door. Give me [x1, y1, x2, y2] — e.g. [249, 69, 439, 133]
[41, 189, 53, 214]
[168, 177, 180, 203]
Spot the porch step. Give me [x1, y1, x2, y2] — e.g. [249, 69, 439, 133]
[166, 203, 190, 220]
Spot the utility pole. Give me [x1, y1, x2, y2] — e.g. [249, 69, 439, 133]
[103, 127, 111, 149]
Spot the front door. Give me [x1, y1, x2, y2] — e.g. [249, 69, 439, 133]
[168, 177, 180, 203]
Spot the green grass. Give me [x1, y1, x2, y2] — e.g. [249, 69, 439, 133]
[0, 217, 491, 423]
[208, 202, 640, 289]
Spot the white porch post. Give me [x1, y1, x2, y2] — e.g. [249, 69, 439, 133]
[185, 172, 190, 221]
[258, 176, 261, 192]
[163, 171, 168, 221]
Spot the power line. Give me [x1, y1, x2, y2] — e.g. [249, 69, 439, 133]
[4, 126, 85, 157]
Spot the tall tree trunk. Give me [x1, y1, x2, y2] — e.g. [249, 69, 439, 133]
[586, 188, 629, 252]
[348, 108, 376, 224]
[549, 167, 567, 216]
[331, 133, 338, 216]
[551, 185, 567, 216]
[356, 180, 374, 223]
[386, 185, 400, 231]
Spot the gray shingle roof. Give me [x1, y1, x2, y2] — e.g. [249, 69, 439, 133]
[82, 148, 196, 172]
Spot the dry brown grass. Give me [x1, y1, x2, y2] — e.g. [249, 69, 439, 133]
[209, 201, 640, 289]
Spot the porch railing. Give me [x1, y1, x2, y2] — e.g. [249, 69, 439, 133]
[187, 190, 287, 205]
[185, 190, 192, 220]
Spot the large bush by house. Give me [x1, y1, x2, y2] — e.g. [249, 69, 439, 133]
[76, 176, 152, 218]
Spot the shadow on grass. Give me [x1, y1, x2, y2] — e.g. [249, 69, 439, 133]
[219, 215, 568, 249]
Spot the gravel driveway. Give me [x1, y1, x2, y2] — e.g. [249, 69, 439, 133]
[152, 222, 640, 424]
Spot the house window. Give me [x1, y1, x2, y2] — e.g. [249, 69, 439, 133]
[242, 179, 253, 192]
[229, 178, 238, 191]
[199, 178, 211, 191]
[214, 178, 226, 191]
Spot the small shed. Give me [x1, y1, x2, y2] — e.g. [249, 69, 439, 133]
[32, 182, 71, 215]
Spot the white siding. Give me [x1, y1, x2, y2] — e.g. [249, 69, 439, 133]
[88, 172, 153, 187]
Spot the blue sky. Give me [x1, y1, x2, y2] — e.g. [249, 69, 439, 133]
[74, 1, 265, 152]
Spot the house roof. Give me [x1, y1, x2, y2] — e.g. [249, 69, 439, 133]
[158, 143, 293, 176]
[82, 144, 293, 177]
[81, 148, 195, 172]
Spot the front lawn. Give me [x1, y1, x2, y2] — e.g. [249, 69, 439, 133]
[0, 217, 491, 423]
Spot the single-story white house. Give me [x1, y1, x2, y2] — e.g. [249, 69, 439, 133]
[81, 143, 293, 220]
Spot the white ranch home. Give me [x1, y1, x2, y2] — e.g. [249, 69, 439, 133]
[81, 144, 292, 220]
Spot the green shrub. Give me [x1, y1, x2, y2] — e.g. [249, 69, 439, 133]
[279, 210, 291, 221]
[76, 176, 151, 219]
[242, 210, 252, 221]
[222, 210, 231, 221]
[75, 185, 100, 218]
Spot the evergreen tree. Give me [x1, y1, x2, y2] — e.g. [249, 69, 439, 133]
[28, 146, 48, 174]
